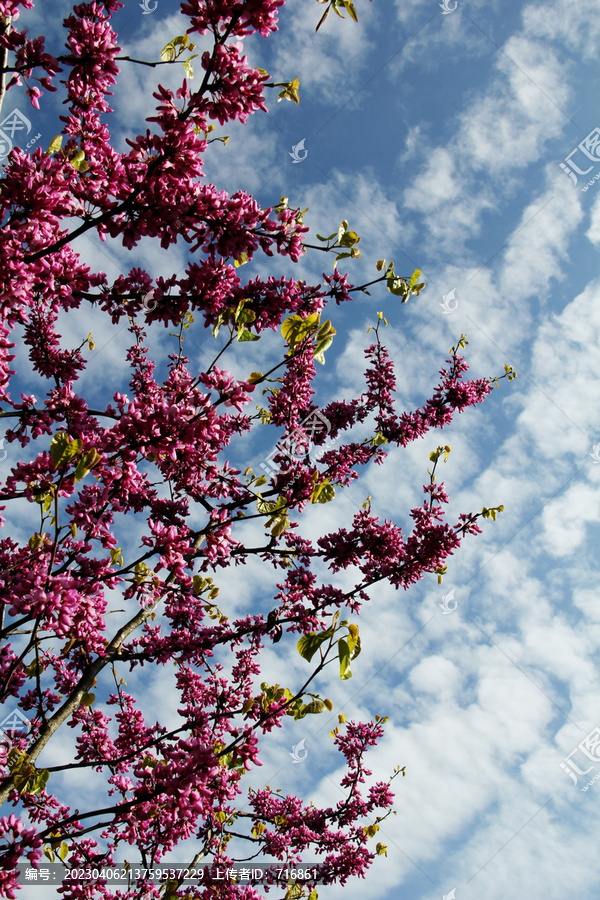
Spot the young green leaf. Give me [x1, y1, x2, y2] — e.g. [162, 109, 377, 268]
[237, 327, 260, 342]
[297, 629, 333, 663]
[303, 698, 326, 714]
[277, 77, 300, 104]
[338, 637, 352, 680]
[409, 268, 421, 289]
[310, 481, 335, 503]
[50, 433, 82, 469]
[47, 135, 63, 155]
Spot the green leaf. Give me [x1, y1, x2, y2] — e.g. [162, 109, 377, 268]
[29, 768, 49, 795]
[212, 311, 226, 338]
[28, 533, 44, 551]
[347, 622, 359, 654]
[273, 195, 289, 213]
[110, 547, 124, 567]
[47, 135, 62, 155]
[277, 77, 300, 104]
[160, 35, 187, 62]
[339, 229, 359, 247]
[13, 767, 34, 792]
[297, 629, 333, 663]
[134, 561, 149, 585]
[50, 433, 82, 469]
[333, 251, 353, 268]
[256, 496, 277, 515]
[313, 320, 336, 363]
[281, 313, 319, 352]
[74, 448, 102, 483]
[183, 58, 194, 79]
[270, 515, 290, 537]
[304, 698, 326, 714]
[310, 481, 335, 503]
[70, 150, 88, 172]
[338, 637, 352, 680]
[13, 758, 49, 795]
[23, 659, 41, 678]
[387, 273, 408, 298]
[80, 692, 95, 707]
[370, 433, 387, 448]
[237, 327, 260, 342]
[317, 319, 335, 341]
[316, 4, 330, 31]
[409, 268, 421, 289]
[345, 0, 358, 22]
[31, 486, 55, 516]
[234, 252, 249, 268]
[237, 308, 256, 324]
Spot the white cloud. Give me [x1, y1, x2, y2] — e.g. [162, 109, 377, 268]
[522, 0, 600, 58]
[585, 189, 600, 245]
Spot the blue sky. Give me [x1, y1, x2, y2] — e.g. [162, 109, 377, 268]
[3, 0, 600, 898]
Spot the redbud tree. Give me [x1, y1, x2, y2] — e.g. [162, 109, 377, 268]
[0, 1, 515, 897]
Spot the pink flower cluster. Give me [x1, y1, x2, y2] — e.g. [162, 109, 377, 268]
[0, 815, 42, 899]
